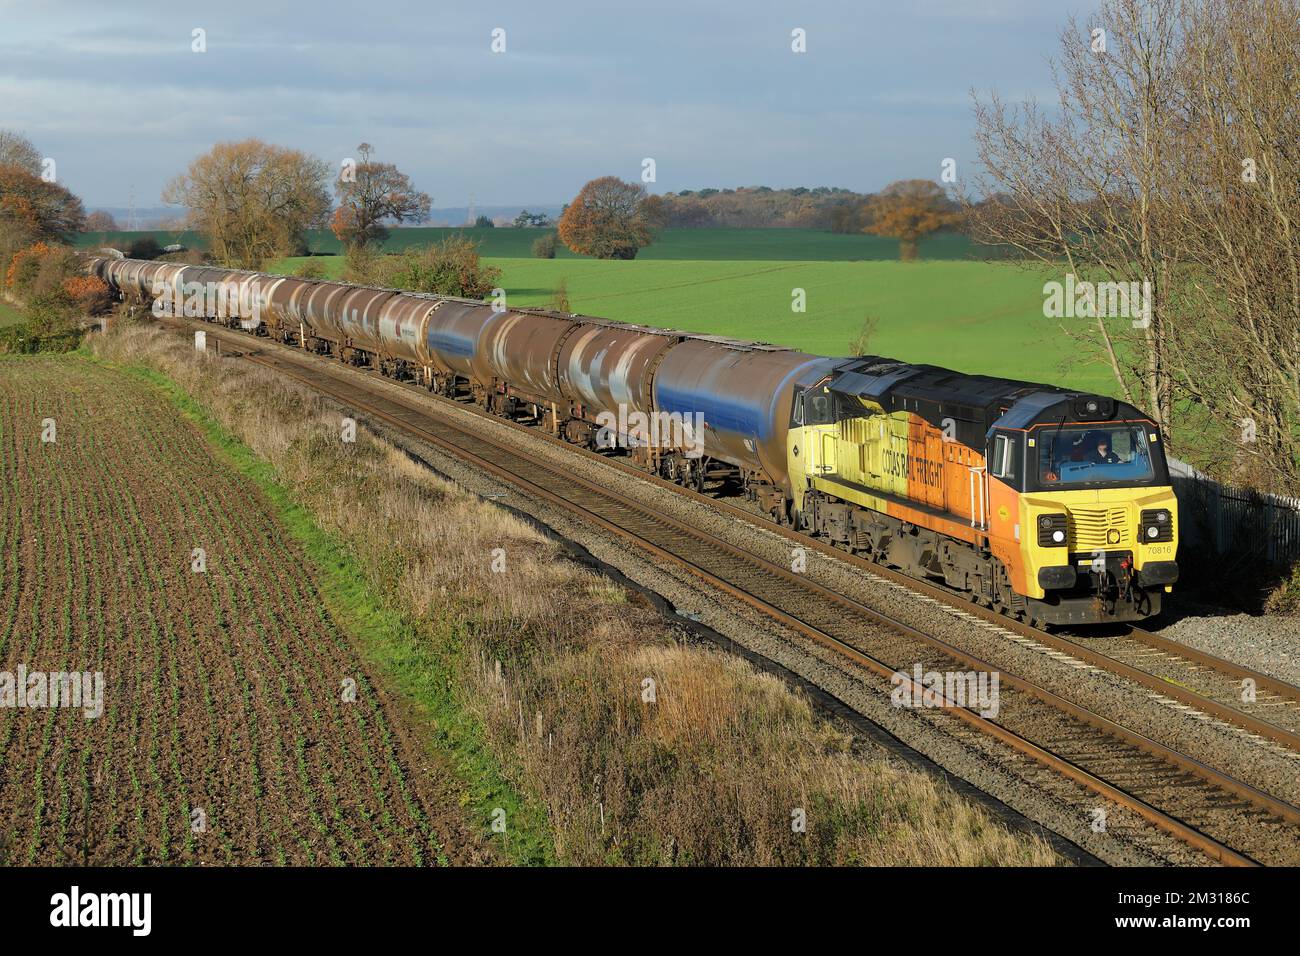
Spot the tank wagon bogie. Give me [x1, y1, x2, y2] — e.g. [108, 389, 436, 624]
[88, 254, 1179, 626]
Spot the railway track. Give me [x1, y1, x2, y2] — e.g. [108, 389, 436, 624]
[798, 541, 1300, 757]
[1094, 626, 1300, 744]
[163, 318, 1300, 865]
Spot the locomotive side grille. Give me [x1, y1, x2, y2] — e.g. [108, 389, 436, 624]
[1068, 507, 1129, 550]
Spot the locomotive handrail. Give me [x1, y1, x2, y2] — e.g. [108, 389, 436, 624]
[968, 464, 987, 529]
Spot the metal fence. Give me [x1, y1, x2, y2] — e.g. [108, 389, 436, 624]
[1168, 457, 1300, 569]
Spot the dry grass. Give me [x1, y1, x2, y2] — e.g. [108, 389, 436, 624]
[90, 326, 1061, 866]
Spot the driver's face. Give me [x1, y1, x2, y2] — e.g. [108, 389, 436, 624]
[1097, 443, 1109, 455]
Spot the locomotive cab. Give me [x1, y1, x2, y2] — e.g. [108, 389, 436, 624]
[990, 394, 1179, 626]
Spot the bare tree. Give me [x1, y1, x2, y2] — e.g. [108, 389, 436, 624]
[1159, 0, 1300, 490]
[969, 0, 1299, 491]
[0, 130, 42, 176]
[163, 139, 331, 269]
[969, 0, 1184, 438]
[331, 143, 431, 251]
[83, 210, 119, 232]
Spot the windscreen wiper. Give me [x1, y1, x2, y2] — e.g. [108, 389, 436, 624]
[1046, 413, 1067, 476]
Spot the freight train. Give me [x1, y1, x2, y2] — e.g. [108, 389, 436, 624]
[89, 255, 1179, 626]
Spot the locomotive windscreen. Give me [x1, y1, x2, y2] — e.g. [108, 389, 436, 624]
[1037, 424, 1157, 486]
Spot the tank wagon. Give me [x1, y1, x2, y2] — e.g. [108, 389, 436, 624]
[90, 255, 1178, 625]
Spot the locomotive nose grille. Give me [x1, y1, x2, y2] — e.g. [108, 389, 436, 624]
[1068, 507, 1129, 550]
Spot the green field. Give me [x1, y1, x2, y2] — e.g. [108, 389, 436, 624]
[77, 226, 1003, 262]
[0, 298, 24, 327]
[268, 253, 1104, 395]
[77, 226, 1112, 395]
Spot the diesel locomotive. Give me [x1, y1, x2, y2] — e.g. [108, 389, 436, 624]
[89, 255, 1178, 626]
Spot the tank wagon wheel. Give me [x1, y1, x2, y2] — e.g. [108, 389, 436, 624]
[487, 393, 517, 418]
[691, 465, 707, 494]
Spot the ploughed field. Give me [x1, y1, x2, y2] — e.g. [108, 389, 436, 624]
[0, 356, 446, 864]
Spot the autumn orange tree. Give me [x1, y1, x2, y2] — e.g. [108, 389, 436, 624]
[6, 241, 54, 293]
[61, 275, 112, 315]
[558, 176, 658, 259]
[0, 165, 86, 247]
[332, 143, 431, 251]
[863, 179, 960, 261]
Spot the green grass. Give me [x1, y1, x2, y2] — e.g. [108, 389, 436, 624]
[268, 254, 1107, 395]
[77, 226, 999, 261]
[0, 298, 24, 328]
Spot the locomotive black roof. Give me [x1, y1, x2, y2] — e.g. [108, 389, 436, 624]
[830, 355, 1063, 413]
[826, 355, 1146, 444]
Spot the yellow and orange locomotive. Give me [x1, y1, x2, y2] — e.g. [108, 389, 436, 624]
[787, 358, 1178, 626]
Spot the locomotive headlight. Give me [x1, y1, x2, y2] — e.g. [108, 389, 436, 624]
[1140, 509, 1173, 543]
[1037, 513, 1068, 547]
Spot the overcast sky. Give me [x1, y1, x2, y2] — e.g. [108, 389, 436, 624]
[1, 0, 1099, 209]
